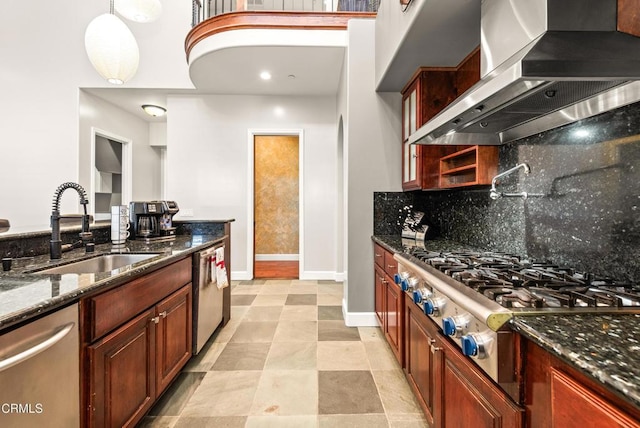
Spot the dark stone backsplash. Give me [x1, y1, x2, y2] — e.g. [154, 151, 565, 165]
[376, 101, 640, 282]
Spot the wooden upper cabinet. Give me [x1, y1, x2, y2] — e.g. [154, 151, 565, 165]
[618, 0, 640, 37]
[401, 48, 491, 191]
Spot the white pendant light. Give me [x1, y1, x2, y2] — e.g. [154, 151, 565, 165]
[115, 0, 162, 23]
[84, 13, 139, 85]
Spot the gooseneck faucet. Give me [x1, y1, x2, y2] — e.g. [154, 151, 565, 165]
[489, 163, 543, 200]
[50, 182, 94, 259]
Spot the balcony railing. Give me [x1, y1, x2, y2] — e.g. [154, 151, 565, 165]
[192, 0, 378, 26]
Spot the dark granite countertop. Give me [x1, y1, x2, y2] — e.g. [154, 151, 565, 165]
[511, 314, 640, 408]
[0, 233, 227, 333]
[373, 234, 640, 409]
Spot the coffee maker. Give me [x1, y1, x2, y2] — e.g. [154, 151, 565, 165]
[129, 201, 179, 241]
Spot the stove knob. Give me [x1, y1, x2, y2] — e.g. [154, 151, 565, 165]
[424, 297, 445, 316]
[412, 287, 432, 304]
[401, 277, 419, 292]
[461, 333, 490, 359]
[394, 272, 409, 285]
[442, 314, 471, 338]
[461, 335, 478, 357]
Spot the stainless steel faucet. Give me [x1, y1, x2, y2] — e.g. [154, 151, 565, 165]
[489, 163, 544, 200]
[50, 182, 94, 259]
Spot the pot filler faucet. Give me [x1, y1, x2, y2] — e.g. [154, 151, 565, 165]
[50, 182, 94, 259]
[489, 163, 544, 200]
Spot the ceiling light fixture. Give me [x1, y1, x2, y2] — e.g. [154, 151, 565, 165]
[85, 0, 139, 85]
[260, 71, 272, 80]
[115, 0, 162, 23]
[142, 104, 167, 117]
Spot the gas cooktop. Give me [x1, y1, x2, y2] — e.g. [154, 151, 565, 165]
[406, 248, 640, 310]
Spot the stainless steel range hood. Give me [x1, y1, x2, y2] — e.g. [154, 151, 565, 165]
[410, 0, 640, 146]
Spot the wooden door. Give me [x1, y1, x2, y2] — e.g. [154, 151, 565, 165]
[88, 309, 156, 428]
[156, 284, 193, 394]
[385, 275, 402, 362]
[253, 134, 300, 279]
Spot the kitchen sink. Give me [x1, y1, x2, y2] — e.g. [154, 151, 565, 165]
[32, 254, 161, 274]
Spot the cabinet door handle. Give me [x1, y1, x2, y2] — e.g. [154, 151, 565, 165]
[375, 253, 383, 258]
[429, 339, 442, 353]
[387, 265, 396, 270]
[159, 311, 167, 319]
[151, 316, 160, 324]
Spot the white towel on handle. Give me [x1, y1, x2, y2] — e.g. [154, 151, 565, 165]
[213, 246, 228, 289]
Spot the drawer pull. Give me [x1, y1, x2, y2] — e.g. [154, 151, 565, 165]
[159, 311, 167, 318]
[151, 316, 160, 324]
[387, 265, 396, 270]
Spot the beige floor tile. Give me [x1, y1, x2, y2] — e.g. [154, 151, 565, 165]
[318, 320, 361, 341]
[181, 371, 261, 417]
[273, 320, 318, 342]
[211, 318, 243, 344]
[231, 305, 250, 321]
[183, 342, 227, 371]
[280, 305, 317, 321]
[288, 284, 319, 294]
[318, 306, 343, 320]
[259, 284, 291, 295]
[233, 284, 264, 295]
[285, 294, 317, 305]
[252, 294, 288, 306]
[364, 341, 401, 370]
[318, 414, 389, 428]
[372, 370, 422, 415]
[317, 341, 370, 371]
[317, 294, 343, 306]
[231, 294, 257, 306]
[246, 415, 319, 427]
[174, 416, 247, 428]
[264, 342, 317, 370]
[264, 279, 293, 286]
[229, 322, 278, 343]
[358, 327, 385, 342]
[318, 371, 384, 415]
[244, 306, 284, 322]
[387, 413, 429, 427]
[318, 283, 344, 296]
[291, 280, 318, 286]
[212, 343, 271, 371]
[249, 370, 318, 416]
[138, 416, 179, 428]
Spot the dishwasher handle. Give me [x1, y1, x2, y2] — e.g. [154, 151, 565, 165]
[0, 322, 75, 373]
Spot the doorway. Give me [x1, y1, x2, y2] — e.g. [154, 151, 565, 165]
[253, 134, 300, 279]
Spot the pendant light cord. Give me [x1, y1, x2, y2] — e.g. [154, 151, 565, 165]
[110, 0, 114, 15]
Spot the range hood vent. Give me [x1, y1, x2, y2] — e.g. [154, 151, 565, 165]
[410, 0, 640, 146]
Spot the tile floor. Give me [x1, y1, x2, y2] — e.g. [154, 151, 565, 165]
[139, 279, 428, 427]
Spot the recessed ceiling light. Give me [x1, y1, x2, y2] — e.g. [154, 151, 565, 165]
[141, 104, 166, 117]
[260, 71, 272, 80]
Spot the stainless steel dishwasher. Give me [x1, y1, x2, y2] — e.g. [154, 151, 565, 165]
[193, 244, 225, 354]
[0, 303, 80, 428]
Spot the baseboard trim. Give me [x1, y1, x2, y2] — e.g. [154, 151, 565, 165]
[334, 272, 345, 282]
[299, 271, 339, 281]
[231, 271, 252, 281]
[342, 299, 379, 327]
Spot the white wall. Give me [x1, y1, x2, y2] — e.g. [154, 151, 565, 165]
[79, 91, 163, 207]
[0, 0, 192, 228]
[166, 95, 337, 279]
[340, 19, 402, 324]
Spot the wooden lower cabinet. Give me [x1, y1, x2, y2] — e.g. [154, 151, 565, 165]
[524, 338, 640, 427]
[385, 278, 403, 363]
[374, 265, 385, 326]
[83, 258, 193, 428]
[88, 309, 156, 428]
[440, 335, 522, 428]
[404, 301, 440, 426]
[403, 298, 522, 428]
[156, 285, 192, 393]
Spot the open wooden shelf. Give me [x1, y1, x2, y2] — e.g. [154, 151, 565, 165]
[439, 145, 498, 188]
